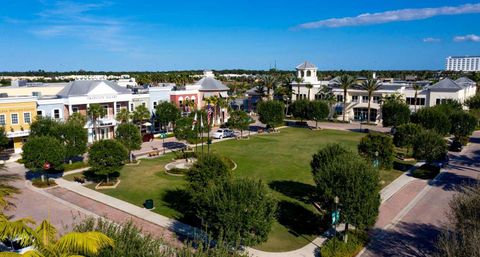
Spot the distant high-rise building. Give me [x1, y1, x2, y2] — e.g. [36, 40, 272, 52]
[446, 56, 480, 72]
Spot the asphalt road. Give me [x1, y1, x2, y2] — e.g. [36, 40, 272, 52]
[361, 131, 480, 257]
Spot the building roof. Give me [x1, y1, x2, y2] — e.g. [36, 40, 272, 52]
[296, 61, 317, 70]
[455, 77, 476, 85]
[195, 77, 229, 91]
[57, 80, 131, 97]
[427, 78, 464, 92]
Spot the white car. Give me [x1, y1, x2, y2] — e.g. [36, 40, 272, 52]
[1, 239, 34, 254]
[213, 129, 235, 139]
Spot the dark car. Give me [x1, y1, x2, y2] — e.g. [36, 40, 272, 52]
[142, 133, 154, 142]
[449, 140, 463, 152]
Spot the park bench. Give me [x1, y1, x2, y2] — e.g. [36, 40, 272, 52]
[148, 150, 160, 157]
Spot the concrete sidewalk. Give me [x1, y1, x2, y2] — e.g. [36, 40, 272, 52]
[54, 178, 205, 240]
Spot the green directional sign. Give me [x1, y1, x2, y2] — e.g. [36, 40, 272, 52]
[331, 210, 340, 225]
[160, 133, 167, 139]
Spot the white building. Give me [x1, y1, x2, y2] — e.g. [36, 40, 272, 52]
[290, 61, 478, 124]
[446, 56, 480, 72]
[292, 61, 329, 101]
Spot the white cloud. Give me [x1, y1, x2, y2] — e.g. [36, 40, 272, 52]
[296, 3, 480, 29]
[422, 37, 441, 43]
[31, 1, 137, 52]
[453, 34, 480, 42]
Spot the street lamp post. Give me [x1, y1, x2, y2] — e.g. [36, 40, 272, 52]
[333, 196, 339, 238]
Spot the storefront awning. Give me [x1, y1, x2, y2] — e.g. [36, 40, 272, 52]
[219, 91, 229, 98]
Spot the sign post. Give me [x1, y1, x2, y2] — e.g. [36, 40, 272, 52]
[160, 133, 167, 154]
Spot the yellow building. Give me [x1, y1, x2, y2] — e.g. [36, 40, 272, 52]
[0, 96, 37, 153]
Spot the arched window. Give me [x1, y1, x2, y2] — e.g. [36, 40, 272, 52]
[306, 70, 311, 77]
[301, 71, 305, 77]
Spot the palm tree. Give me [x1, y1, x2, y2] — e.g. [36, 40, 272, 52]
[131, 105, 150, 126]
[205, 96, 219, 126]
[412, 83, 422, 112]
[0, 218, 113, 257]
[115, 108, 130, 123]
[87, 104, 106, 142]
[337, 75, 356, 122]
[319, 86, 336, 119]
[305, 83, 313, 100]
[293, 77, 303, 100]
[261, 75, 277, 100]
[360, 79, 382, 124]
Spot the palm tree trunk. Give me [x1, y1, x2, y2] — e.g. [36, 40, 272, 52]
[414, 91, 418, 112]
[308, 89, 311, 100]
[367, 95, 371, 124]
[297, 86, 300, 100]
[343, 89, 347, 122]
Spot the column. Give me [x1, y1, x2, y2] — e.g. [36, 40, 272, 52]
[113, 101, 117, 117]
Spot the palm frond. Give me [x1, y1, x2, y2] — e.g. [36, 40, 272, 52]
[35, 220, 57, 247]
[0, 218, 37, 246]
[56, 232, 113, 256]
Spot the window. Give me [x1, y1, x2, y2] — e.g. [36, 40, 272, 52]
[23, 112, 31, 124]
[179, 100, 183, 107]
[53, 109, 60, 119]
[37, 110, 43, 117]
[101, 105, 108, 117]
[336, 95, 343, 102]
[11, 114, 18, 124]
[436, 99, 450, 105]
[72, 107, 79, 113]
[0, 115, 5, 125]
[116, 103, 121, 110]
[351, 95, 358, 102]
[373, 96, 381, 103]
[306, 70, 311, 77]
[353, 108, 377, 122]
[153, 102, 157, 108]
[362, 96, 369, 103]
[142, 102, 146, 106]
[406, 97, 425, 106]
[130, 103, 134, 111]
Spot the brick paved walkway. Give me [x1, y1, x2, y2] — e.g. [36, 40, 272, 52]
[46, 186, 183, 247]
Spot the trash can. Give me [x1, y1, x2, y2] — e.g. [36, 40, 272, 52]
[144, 199, 154, 209]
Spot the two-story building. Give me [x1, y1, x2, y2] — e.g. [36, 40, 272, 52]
[0, 96, 37, 153]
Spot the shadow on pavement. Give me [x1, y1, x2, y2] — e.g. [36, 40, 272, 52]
[429, 170, 478, 192]
[364, 222, 442, 257]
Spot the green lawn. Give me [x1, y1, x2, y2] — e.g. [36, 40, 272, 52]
[74, 128, 404, 252]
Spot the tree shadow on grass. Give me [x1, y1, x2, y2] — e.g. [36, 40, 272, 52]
[163, 188, 200, 225]
[276, 200, 327, 238]
[269, 180, 316, 204]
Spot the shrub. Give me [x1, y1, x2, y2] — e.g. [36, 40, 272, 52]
[290, 99, 310, 121]
[449, 111, 478, 139]
[22, 136, 66, 172]
[320, 230, 368, 257]
[411, 164, 440, 179]
[358, 133, 395, 169]
[88, 140, 128, 182]
[31, 178, 57, 188]
[393, 123, 424, 156]
[196, 179, 277, 246]
[257, 100, 285, 129]
[74, 217, 248, 257]
[465, 94, 480, 109]
[186, 154, 231, 192]
[382, 101, 410, 127]
[412, 107, 451, 135]
[63, 161, 88, 171]
[413, 130, 447, 163]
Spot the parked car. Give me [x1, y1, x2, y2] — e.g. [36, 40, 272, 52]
[1, 238, 34, 254]
[142, 133, 154, 142]
[449, 140, 463, 152]
[213, 129, 235, 139]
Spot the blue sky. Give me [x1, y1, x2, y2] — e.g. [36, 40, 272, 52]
[0, 0, 479, 71]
